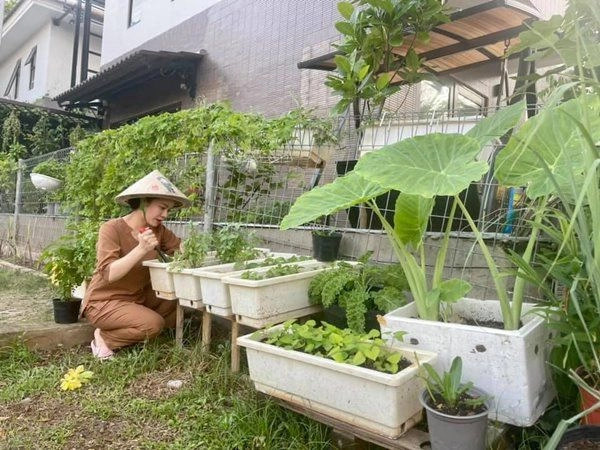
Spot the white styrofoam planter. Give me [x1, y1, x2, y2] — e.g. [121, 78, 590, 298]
[194, 252, 305, 317]
[359, 118, 479, 157]
[143, 259, 176, 300]
[30, 172, 62, 191]
[167, 256, 219, 308]
[380, 298, 554, 427]
[223, 260, 329, 328]
[238, 327, 437, 438]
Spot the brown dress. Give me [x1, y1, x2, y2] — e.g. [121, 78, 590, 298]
[82, 217, 181, 350]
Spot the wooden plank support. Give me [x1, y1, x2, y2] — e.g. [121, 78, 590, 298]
[272, 397, 429, 450]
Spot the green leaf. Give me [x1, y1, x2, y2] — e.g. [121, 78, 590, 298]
[495, 95, 600, 199]
[335, 21, 355, 36]
[392, 194, 434, 247]
[352, 351, 366, 366]
[337, 2, 354, 20]
[354, 133, 487, 197]
[466, 100, 526, 148]
[438, 279, 472, 303]
[280, 171, 388, 229]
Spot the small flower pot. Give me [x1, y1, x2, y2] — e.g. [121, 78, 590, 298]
[53, 298, 82, 324]
[30, 173, 62, 191]
[420, 388, 489, 450]
[557, 425, 600, 449]
[580, 387, 600, 425]
[311, 231, 342, 262]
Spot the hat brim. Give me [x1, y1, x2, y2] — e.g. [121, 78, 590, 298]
[115, 193, 191, 208]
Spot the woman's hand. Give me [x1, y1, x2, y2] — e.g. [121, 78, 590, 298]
[137, 227, 158, 252]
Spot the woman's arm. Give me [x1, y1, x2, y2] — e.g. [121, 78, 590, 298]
[107, 228, 157, 283]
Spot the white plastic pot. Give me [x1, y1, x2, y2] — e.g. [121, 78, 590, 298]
[30, 172, 62, 191]
[381, 298, 554, 426]
[167, 255, 219, 307]
[238, 326, 437, 438]
[142, 259, 176, 300]
[222, 260, 328, 328]
[194, 252, 303, 317]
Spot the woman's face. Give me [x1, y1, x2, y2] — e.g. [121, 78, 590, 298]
[144, 198, 176, 227]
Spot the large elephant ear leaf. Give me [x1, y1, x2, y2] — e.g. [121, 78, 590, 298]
[280, 171, 388, 230]
[465, 100, 526, 148]
[354, 133, 488, 197]
[495, 95, 600, 199]
[393, 194, 434, 247]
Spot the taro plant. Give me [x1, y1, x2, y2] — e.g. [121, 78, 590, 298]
[260, 319, 408, 374]
[281, 100, 526, 326]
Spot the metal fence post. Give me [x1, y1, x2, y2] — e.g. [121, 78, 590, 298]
[13, 159, 23, 248]
[203, 140, 217, 233]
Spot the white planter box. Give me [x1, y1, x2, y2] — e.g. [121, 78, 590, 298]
[381, 298, 554, 426]
[238, 327, 437, 438]
[195, 252, 304, 317]
[167, 256, 219, 307]
[143, 259, 176, 300]
[223, 260, 329, 328]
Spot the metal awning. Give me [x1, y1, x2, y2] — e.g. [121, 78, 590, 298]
[54, 50, 206, 107]
[298, 0, 540, 81]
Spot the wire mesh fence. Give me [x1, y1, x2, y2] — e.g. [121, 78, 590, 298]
[1, 106, 537, 300]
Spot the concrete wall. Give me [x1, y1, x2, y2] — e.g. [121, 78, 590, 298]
[101, 0, 222, 66]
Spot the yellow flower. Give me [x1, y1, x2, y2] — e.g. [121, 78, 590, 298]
[60, 365, 93, 391]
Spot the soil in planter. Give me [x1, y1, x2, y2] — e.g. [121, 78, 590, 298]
[426, 392, 487, 416]
[462, 318, 523, 330]
[561, 440, 600, 450]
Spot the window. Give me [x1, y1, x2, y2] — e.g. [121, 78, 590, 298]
[4, 59, 21, 99]
[128, 0, 149, 27]
[24, 46, 37, 90]
[420, 80, 488, 115]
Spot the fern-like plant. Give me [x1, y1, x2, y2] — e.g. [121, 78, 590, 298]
[308, 254, 409, 333]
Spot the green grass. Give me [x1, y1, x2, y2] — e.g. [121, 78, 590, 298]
[0, 337, 331, 449]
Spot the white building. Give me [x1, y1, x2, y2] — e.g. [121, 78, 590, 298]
[0, 0, 103, 106]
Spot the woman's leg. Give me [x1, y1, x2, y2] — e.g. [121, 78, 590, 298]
[85, 300, 168, 350]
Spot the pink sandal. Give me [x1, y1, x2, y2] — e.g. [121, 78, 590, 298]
[91, 329, 114, 360]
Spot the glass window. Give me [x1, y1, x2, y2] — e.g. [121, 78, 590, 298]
[128, 0, 149, 27]
[4, 59, 21, 99]
[419, 79, 487, 115]
[24, 46, 36, 90]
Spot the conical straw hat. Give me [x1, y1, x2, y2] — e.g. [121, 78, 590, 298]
[115, 170, 191, 208]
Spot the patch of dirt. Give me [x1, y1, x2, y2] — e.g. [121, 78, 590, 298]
[127, 367, 200, 400]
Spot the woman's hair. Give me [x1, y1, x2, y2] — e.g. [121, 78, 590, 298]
[127, 197, 156, 210]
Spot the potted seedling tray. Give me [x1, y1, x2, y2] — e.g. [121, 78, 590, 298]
[237, 324, 437, 438]
[222, 260, 332, 328]
[194, 253, 309, 316]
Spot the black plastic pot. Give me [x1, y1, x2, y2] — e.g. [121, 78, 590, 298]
[311, 231, 342, 262]
[557, 426, 600, 449]
[52, 298, 82, 324]
[321, 304, 383, 332]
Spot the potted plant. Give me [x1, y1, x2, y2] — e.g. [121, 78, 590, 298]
[311, 225, 343, 262]
[309, 255, 409, 333]
[281, 100, 557, 426]
[420, 356, 489, 450]
[195, 253, 310, 316]
[223, 260, 330, 328]
[30, 159, 65, 192]
[237, 319, 437, 438]
[39, 223, 97, 324]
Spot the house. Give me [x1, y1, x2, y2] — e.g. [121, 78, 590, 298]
[53, 0, 566, 129]
[0, 0, 104, 107]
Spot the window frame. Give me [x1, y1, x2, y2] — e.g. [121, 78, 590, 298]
[24, 46, 37, 90]
[4, 59, 21, 99]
